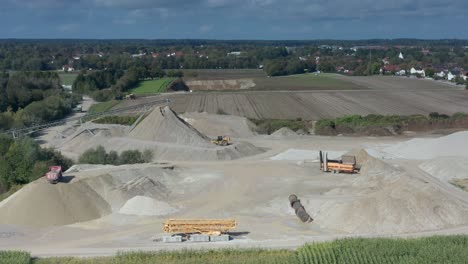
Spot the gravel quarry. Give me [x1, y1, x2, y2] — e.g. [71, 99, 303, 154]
[1, 108, 468, 257]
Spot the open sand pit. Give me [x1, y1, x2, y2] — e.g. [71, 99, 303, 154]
[58, 106, 264, 161]
[119, 196, 178, 216]
[271, 127, 298, 137]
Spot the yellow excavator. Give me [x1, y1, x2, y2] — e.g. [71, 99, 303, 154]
[211, 136, 232, 146]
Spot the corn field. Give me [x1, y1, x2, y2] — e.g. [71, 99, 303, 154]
[5, 235, 468, 264]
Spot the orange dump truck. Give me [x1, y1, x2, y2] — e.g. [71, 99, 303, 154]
[319, 151, 359, 174]
[45, 166, 63, 184]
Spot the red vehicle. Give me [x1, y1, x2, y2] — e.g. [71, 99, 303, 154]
[46, 166, 63, 184]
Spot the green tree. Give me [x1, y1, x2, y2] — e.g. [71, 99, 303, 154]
[78, 146, 108, 164]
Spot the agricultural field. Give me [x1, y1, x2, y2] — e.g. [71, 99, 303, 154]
[163, 89, 468, 120]
[185, 72, 365, 91]
[87, 100, 119, 114]
[58, 72, 79, 86]
[3, 236, 467, 263]
[130, 78, 175, 95]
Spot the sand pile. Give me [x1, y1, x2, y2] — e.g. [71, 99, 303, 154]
[59, 106, 264, 161]
[314, 150, 468, 234]
[0, 164, 180, 227]
[181, 112, 257, 138]
[0, 178, 110, 227]
[119, 196, 178, 216]
[420, 157, 468, 183]
[129, 106, 212, 147]
[383, 131, 468, 160]
[271, 127, 297, 137]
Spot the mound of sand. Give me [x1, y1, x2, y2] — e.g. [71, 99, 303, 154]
[119, 196, 178, 216]
[383, 131, 468, 160]
[271, 127, 297, 137]
[181, 112, 257, 138]
[129, 106, 212, 147]
[420, 157, 468, 183]
[0, 164, 181, 227]
[0, 178, 110, 227]
[59, 106, 264, 161]
[314, 150, 468, 234]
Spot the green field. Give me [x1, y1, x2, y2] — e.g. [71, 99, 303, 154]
[130, 78, 175, 95]
[4, 236, 467, 264]
[253, 73, 365, 90]
[87, 100, 119, 115]
[58, 73, 79, 86]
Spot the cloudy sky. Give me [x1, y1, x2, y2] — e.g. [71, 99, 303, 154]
[1, 0, 467, 39]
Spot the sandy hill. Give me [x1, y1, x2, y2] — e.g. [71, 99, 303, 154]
[59, 106, 264, 161]
[384, 131, 468, 160]
[314, 150, 468, 234]
[129, 106, 212, 147]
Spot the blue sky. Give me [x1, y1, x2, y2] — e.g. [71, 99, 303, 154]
[1, 0, 467, 39]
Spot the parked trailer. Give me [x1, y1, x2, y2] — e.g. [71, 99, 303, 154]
[319, 151, 359, 174]
[45, 166, 63, 184]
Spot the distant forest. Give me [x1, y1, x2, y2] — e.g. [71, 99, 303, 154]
[0, 39, 467, 73]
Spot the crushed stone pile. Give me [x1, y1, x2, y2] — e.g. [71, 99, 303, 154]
[420, 157, 468, 183]
[0, 164, 180, 227]
[119, 196, 178, 216]
[129, 106, 212, 147]
[0, 178, 110, 227]
[314, 150, 468, 234]
[271, 127, 297, 137]
[59, 106, 264, 161]
[383, 131, 468, 160]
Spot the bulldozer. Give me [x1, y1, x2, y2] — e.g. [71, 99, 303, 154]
[211, 136, 232, 146]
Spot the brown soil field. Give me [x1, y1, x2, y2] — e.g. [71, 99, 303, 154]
[164, 89, 468, 120]
[116, 75, 467, 120]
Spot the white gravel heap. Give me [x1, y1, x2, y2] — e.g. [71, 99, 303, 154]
[119, 196, 178, 216]
[383, 131, 468, 160]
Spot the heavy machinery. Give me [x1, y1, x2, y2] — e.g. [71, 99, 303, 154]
[319, 151, 360, 174]
[211, 136, 232, 146]
[45, 166, 63, 184]
[162, 219, 236, 243]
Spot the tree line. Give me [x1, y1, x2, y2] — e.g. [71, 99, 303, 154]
[0, 135, 72, 195]
[0, 71, 81, 131]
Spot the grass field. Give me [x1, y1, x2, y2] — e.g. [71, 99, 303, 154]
[3, 236, 467, 263]
[183, 69, 266, 80]
[58, 73, 79, 86]
[130, 78, 175, 95]
[252, 73, 365, 90]
[88, 100, 119, 114]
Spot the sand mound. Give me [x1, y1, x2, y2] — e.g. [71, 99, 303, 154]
[119, 196, 178, 216]
[0, 164, 182, 227]
[420, 157, 468, 183]
[129, 106, 212, 147]
[384, 131, 468, 160]
[0, 178, 110, 227]
[59, 106, 264, 161]
[271, 127, 297, 137]
[181, 112, 256, 138]
[315, 150, 468, 234]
